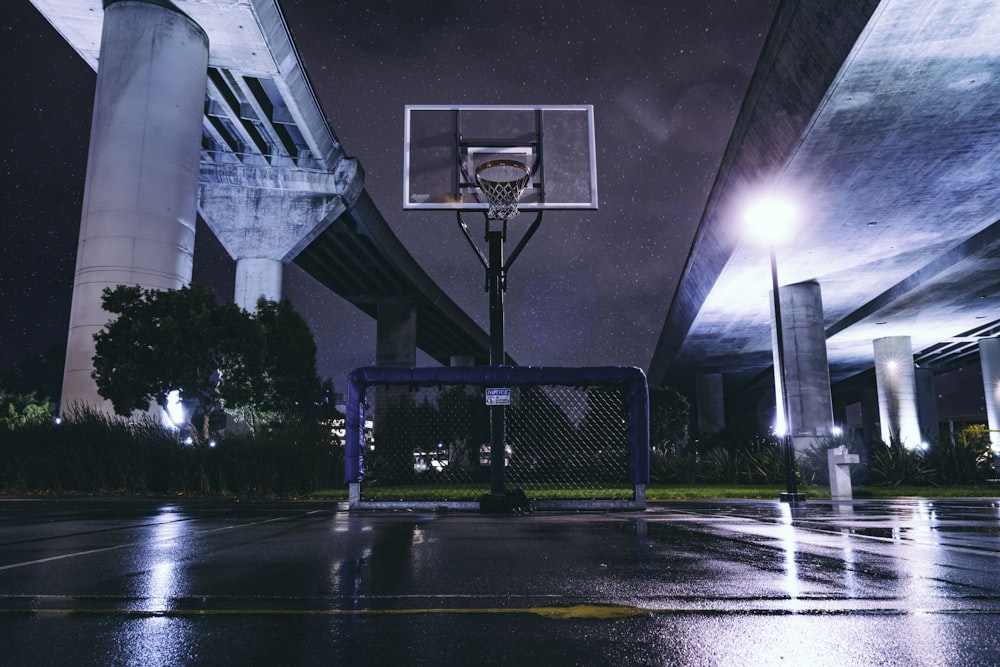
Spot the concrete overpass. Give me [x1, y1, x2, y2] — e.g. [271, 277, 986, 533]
[649, 0, 1000, 447]
[30, 0, 499, 413]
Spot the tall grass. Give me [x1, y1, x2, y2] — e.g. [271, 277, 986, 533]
[650, 434, 784, 485]
[0, 409, 343, 497]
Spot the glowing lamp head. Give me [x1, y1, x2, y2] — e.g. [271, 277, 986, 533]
[744, 195, 798, 246]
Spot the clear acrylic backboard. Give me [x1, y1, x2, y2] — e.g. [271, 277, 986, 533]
[403, 105, 598, 212]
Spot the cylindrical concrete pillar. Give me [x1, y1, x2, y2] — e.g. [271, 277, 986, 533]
[978, 338, 1000, 451]
[915, 367, 940, 442]
[873, 336, 922, 448]
[695, 373, 725, 435]
[770, 281, 834, 441]
[376, 301, 417, 367]
[61, 0, 208, 414]
[860, 387, 880, 446]
[235, 258, 283, 312]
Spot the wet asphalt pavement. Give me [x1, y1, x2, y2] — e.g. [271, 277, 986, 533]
[1, 497, 999, 666]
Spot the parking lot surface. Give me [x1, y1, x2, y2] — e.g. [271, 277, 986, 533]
[1, 497, 998, 665]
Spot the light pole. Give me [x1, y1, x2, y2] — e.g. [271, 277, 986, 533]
[745, 195, 805, 503]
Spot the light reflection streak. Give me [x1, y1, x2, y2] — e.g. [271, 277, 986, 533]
[137, 507, 189, 611]
[115, 506, 194, 666]
[777, 503, 802, 608]
[896, 499, 949, 666]
[833, 503, 859, 597]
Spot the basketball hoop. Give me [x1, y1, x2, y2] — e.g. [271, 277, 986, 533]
[475, 159, 531, 220]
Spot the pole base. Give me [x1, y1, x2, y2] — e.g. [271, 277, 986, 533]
[479, 489, 531, 515]
[779, 492, 806, 504]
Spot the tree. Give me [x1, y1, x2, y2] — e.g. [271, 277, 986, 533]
[93, 284, 260, 444]
[92, 285, 324, 443]
[0, 390, 53, 428]
[224, 297, 322, 433]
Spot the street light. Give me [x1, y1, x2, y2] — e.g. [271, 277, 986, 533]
[745, 194, 806, 504]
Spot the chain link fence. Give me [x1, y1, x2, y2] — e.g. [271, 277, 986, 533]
[345, 367, 649, 509]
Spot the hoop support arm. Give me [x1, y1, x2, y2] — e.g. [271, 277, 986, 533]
[504, 211, 543, 272]
[456, 210, 489, 270]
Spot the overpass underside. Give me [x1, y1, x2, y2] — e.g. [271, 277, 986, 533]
[30, 0, 495, 411]
[650, 0, 1000, 442]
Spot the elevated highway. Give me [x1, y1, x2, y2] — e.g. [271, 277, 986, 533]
[31, 0, 500, 411]
[650, 0, 1000, 437]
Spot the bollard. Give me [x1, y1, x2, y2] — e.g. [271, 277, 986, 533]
[827, 446, 860, 500]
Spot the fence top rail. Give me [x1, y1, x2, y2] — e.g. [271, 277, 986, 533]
[347, 365, 647, 389]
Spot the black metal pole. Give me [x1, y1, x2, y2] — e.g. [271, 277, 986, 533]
[487, 228, 506, 495]
[770, 245, 803, 503]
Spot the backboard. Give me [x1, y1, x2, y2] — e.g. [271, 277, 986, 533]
[403, 105, 598, 212]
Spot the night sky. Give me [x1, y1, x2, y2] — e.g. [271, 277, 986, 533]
[2, 0, 778, 393]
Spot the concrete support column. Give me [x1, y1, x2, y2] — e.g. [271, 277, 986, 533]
[873, 336, 922, 448]
[234, 258, 283, 312]
[860, 387, 880, 445]
[915, 367, 940, 442]
[61, 0, 208, 415]
[376, 301, 417, 367]
[831, 398, 848, 434]
[978, 338, 1000, 451]
[695, 373, 725, 435]
[374, 301, 417, 484]
[771, 281, 834, 450]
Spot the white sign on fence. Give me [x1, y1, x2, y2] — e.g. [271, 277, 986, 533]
[485, 387, 511, 406]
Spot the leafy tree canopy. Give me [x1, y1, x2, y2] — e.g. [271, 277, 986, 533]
[224, 297, 322, 433]
[92, 284, 322, 443]
[0, 390, 53, 428]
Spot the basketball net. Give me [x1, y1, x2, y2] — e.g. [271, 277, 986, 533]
[475, 160, 531, 220]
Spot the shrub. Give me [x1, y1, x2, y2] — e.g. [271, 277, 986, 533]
[922, 432, 992, 485]
[868, 437, 931, 486]
[0, 407, 344, 497]
[648, 435, 784, 485]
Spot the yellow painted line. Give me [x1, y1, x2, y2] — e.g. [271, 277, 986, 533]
[0, 604, 652, 620]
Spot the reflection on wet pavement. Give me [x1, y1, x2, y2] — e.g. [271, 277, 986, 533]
[0, 497, 998, 666]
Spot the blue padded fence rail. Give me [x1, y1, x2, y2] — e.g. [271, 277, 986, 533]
[344, 365, 650, 485]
